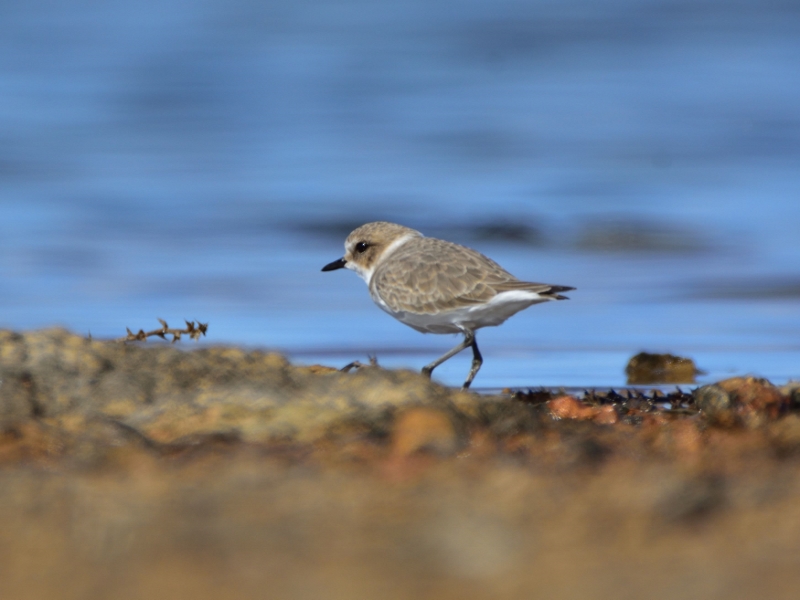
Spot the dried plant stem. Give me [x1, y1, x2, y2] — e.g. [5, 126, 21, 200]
[120, 319, 208, 343]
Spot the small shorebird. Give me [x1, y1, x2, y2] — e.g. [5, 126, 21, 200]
[322, 221, 574, 389]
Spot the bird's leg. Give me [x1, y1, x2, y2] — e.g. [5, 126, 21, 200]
[421, 330, 477, 386]
[462, 335, 483, 390]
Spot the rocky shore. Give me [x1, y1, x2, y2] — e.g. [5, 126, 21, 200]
[1, 328, 799, 599]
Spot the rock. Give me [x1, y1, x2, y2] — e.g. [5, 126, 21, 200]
[547, 396, 618, 424]
[0, 327, 793, 466]
[0, 328, 463, 447]
[694, 384, 732, 423]
[626, 352, 699, 384]
[717, 377, 784, 411]
[547, 396, 595, 420]
[695, 377, 788, 426]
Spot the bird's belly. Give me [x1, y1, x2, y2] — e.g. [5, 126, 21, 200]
[374, 291, 549, 334]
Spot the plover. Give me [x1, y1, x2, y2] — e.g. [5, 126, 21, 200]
[322, 221, 574, 389]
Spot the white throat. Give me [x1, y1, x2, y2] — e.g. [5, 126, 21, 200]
[346, 232, 417, 285]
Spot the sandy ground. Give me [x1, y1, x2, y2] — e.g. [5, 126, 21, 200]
[1, 328, 799, 600]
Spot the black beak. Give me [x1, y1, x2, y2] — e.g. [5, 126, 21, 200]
[321, 258, 347, 272]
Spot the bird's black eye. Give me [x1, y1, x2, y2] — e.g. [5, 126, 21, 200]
[355, 241, 369, 254]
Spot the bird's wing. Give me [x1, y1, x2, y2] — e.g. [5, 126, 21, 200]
[371, 237, 568, 314]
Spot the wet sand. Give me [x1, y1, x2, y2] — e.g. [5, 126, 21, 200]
[1, 328, 799, 599]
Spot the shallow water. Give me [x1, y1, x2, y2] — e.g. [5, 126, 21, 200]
[1, 0, 799, 388]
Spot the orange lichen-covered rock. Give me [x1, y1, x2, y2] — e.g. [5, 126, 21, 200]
[547, 396, 618, 424]
[717, 377, 785, 413]
[696, 377, 789, 426]
[547, 396, 595, 420]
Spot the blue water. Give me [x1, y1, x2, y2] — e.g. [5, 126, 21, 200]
[1, 0, 799, 389]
